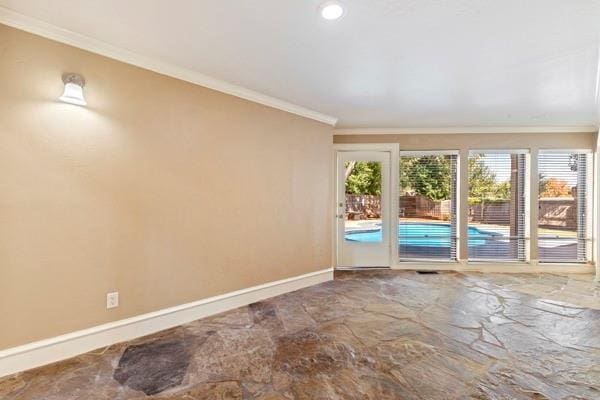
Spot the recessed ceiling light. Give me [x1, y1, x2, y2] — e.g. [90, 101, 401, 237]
[320, 1, 345, 21]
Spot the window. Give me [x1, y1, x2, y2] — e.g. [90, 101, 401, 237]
[344, 160, 383, 243]
[468, 150, 528, 261]
[538, 151, 591, 263]
[399, 152, 458, 261]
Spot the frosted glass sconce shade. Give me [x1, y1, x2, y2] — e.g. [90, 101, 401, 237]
[60, 73, 86, 106]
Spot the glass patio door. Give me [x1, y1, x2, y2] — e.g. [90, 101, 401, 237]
[336, 151, 391, 267]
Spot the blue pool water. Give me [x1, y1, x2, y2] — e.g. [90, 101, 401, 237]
[345, 223, 496, 247]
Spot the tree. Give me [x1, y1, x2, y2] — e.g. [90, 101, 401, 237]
[345, 161, 382, 195]
[540, 178, 571, 197]
[468, 155, 500, 203]
[344, 161, 356, 180]
[493, 181, 511, 200]
[568, 154, 579, 172]
[400, 156, 451, 200]
[346, 154, 513, 202]
[539, 173, 549, 196]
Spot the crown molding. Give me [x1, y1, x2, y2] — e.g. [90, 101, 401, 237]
[333, 126, 599, 135]
[0, 7, 338, 126]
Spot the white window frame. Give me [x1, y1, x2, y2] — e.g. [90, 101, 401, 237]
[537, 149, 594, 264]
[398, 150, 459, 263]
[467, 149, 530, 263]
[331, 144, 595, 273]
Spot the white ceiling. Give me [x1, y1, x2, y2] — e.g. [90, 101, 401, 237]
[1, 0, 600, 129]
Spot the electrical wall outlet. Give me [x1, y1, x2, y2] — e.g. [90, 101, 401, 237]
[106, 292, 119, 309]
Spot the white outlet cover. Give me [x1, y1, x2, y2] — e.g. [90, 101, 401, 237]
[106, 292, 119, 309]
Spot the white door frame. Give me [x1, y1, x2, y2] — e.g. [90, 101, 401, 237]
[333, 144, 399, 268]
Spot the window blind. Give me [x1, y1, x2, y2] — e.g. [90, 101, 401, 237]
[399, 152, 458, 261]
[538, 151, 590, 263]
[468, 151, 527, 261]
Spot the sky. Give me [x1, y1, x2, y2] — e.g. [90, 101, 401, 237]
[481, 153, 580, 186]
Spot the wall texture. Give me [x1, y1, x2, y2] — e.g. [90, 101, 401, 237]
[0, 24, 333, 350]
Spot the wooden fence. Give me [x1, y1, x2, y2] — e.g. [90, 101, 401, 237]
[345, 194, 577, 229]
[345, 194, 381, 219]
[399, 196, 451, 221]
[469, 198, 576, 230]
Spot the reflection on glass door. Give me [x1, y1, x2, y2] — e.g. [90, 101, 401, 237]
[337, 151, 390, 267]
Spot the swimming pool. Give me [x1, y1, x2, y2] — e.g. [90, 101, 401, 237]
[345, 223, 497, 247]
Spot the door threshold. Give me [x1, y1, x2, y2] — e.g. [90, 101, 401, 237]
[335, 266, 391, 271]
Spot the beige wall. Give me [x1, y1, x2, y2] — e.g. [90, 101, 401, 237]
[335, 132, 597, 261]
[0, 25, 333, 350]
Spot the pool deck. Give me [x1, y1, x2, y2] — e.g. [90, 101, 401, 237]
[347, 218, 576, 235]
[345, 218, 581, 259]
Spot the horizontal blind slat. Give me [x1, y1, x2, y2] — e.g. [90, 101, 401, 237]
[399, 154, 457, 261]
[538, 152, 588, 263]
[468, 152, 527, 261]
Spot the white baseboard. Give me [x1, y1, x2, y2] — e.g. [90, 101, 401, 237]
[0, 268, 333, 378]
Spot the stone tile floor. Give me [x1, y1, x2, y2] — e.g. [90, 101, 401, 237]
[1, 270, 599, 399]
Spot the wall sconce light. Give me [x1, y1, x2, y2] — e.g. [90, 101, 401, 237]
[60, 73, 86, 106]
